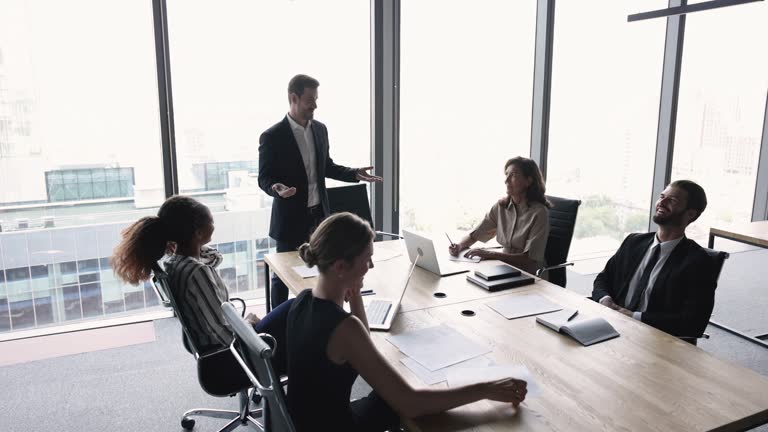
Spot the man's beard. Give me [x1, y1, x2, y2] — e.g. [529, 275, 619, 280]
[652, 209, 685, 226]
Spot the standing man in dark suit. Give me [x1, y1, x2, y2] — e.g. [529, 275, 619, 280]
[592, 180, 717, 338]
[259, 74, 382, 308]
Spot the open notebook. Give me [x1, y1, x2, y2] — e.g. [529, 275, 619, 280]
[536, 310, 620, 346]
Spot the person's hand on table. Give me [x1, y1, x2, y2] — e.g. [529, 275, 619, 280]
[599, 296, 621, 311]
[600, 297, 634, 316]
[448, 243, 465, 257]
[464, 248, 495, 260]
[484, 377, 528, 407]
[272, 183, 297, 198]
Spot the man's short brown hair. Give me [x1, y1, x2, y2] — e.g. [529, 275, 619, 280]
[670, 179, 707, 223]
[288, 74, 319, 98]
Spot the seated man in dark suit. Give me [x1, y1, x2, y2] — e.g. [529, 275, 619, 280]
[592, 180, 716, 338]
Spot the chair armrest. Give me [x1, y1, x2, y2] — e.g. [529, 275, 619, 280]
[679, 333, 710, 341]
[536, 262, 574, 277]
[230, 297, 247, 317]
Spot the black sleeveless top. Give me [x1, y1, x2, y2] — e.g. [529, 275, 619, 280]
[286, 289, 358, 431]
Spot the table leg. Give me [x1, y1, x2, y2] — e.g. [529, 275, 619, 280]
[708, 233, 715, 249]
[264, 261, 271, 313]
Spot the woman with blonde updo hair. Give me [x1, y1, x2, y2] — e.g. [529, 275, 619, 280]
[286, 212, 528, 432]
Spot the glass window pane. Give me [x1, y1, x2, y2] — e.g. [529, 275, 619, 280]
[124, 285, 145, 311]
[10, 296, 35, 329]
[144, 281, 160, 307]
[547, 0, 666, 259]
[80, 282, 103, 318]
[0, 297, 10, 332]
[61, 285, 82, 321]
[33, 291, 54, 326]
[92, 169, 106, 182]
[168, 0, 370, 196]
[400, 0, 535, 234]
[671, 3, 768, 242]
[78, 182, 94, 200]
[102, 280, 125, 315]
[0, 0, 164, 335]
[165, 0, 370, 302]
[77, 170, 92, 184]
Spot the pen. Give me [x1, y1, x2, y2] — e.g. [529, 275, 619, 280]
[567, 310, 579, 321]
[445, 233, 456, 247]
[361, 289, 375, 296]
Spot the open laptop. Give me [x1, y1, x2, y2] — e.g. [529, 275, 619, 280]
[402, 229, 470, 277]
[353, 252, 419, 331]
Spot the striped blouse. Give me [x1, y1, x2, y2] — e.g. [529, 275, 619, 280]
[164, 251, 233, 354]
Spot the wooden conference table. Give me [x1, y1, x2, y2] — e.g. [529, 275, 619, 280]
[709, 220, 768, 249]
[264, 240, 768, 432]
[707, 221, 768, 349]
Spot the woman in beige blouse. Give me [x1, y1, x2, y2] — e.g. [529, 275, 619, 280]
[448, 157, 551, 275]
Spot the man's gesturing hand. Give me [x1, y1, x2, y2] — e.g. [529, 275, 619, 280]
[356, 166, 383, 182]
[272, 183, 297, 198]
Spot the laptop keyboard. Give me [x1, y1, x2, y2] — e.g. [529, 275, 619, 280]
[366, 300, 392, 325]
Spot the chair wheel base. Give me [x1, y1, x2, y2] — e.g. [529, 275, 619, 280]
[181, 416, 195, 430]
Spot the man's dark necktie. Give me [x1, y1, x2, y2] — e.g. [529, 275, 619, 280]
[628, 244, 661, 311]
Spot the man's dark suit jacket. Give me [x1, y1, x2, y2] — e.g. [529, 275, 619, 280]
[592, 232, 717, 338]
[258, 116, 359, 244]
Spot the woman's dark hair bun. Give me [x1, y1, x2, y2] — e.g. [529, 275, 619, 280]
[298, 243, 316, 267]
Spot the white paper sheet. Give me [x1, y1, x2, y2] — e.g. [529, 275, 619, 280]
[486, 294, 562, 320]
[386, 325, 491, 371]
[401, 355, 494, 385]
[446, 364, 541, 397]
[372, 248, 403, 262]
[291, 265, 319, 278]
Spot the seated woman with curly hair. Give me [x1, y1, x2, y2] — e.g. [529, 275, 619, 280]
[111, 195, 281, 355]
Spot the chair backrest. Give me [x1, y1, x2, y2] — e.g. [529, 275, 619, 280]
[223, 302, 296, 432]
[701, 247, 730, 285]
[327, 184, 374, 228]
[544, 195, 581, 287]
[681, 247, 729, 344]
[151, 264, 251, 397]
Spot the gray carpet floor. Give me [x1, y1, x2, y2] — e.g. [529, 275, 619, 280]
[2, 247, 767, 432]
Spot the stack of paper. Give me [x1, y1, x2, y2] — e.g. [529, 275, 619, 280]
[386, 325, 491, 371]
[386, 325, 540, 395]
[292, 265, 319, 278]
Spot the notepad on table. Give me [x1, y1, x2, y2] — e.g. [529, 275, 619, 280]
[466, 273, 535, 292]
[474, 264, 522, 280]
[536, 313, 620, 346]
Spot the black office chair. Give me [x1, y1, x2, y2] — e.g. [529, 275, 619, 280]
[680, 247, 730, 345]
[223, 302, 296, 432]
[536, 195, 581, 287]
[326, 183, 405, 241]
[151, 265, 264, 431]
[327, 184, 374, 228]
